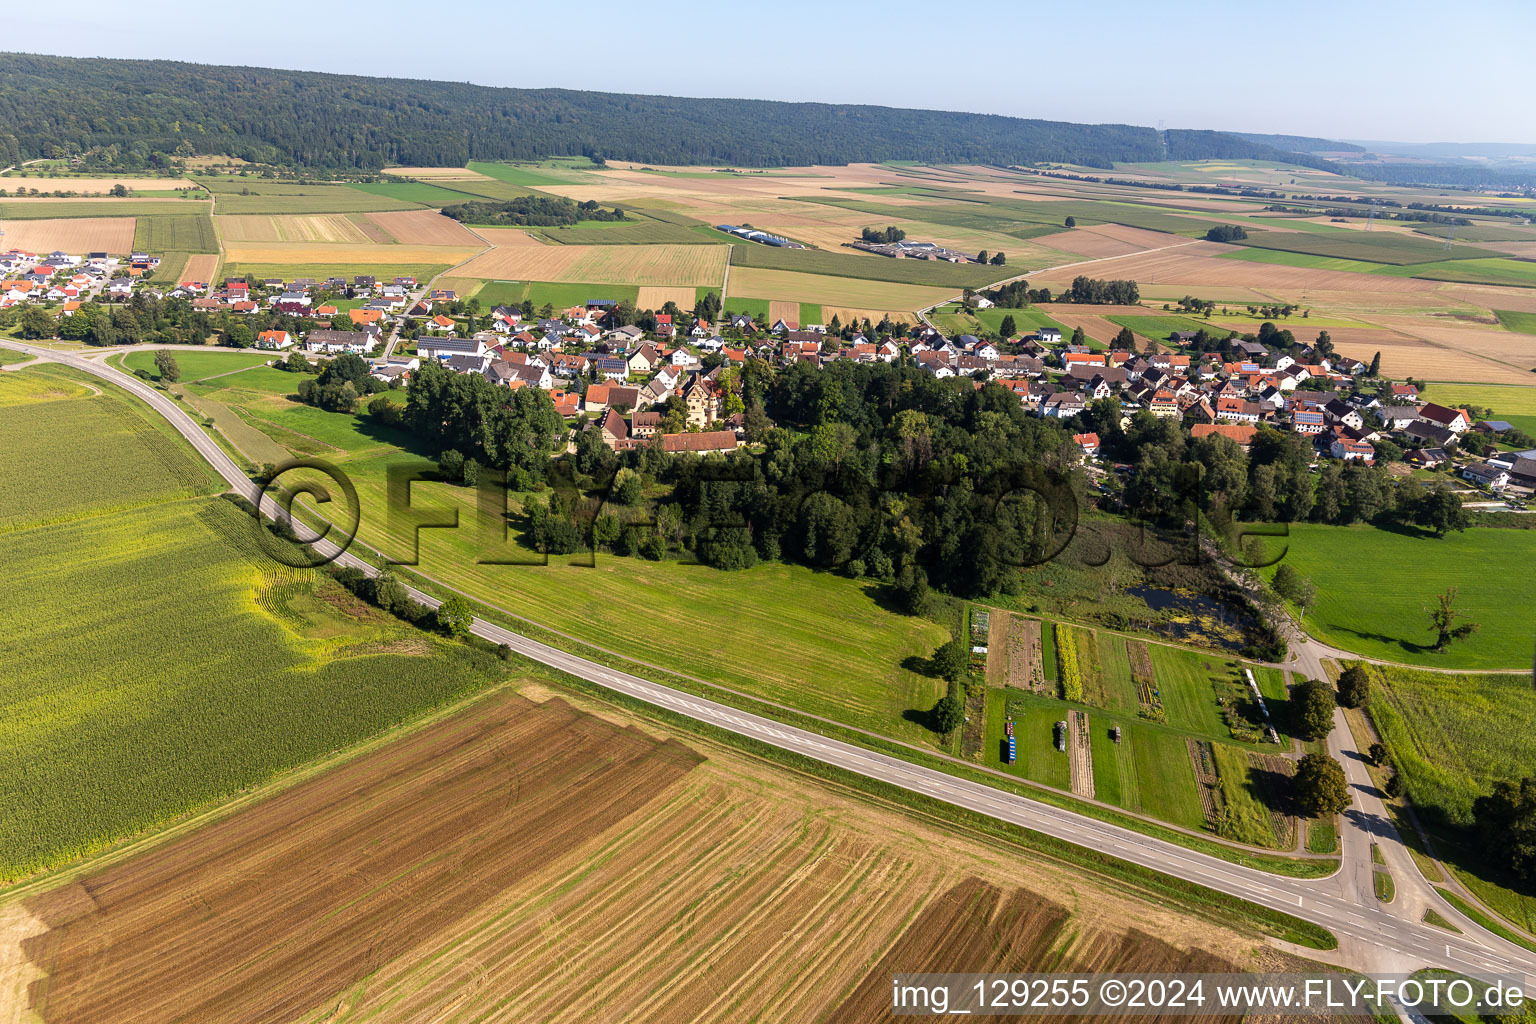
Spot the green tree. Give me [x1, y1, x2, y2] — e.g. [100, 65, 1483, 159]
[153, 350, 181, 382]
[1064, 216, 1076, 228]
[930, 683, 964, 733]
[1368, 351, 1381, 376]
[976, 250, 989, 265]
[989, 251, 1006, 266]
[438, 448, 466, 481]
[1293, 678, 1336, 740]
[998, 314, 1017, 338]
[1070, 326, 1085, 346]
[109, 183, 128, 197]
[1271, 563, 1315, 613]
[1426, 586, 1479, 651]
[1367, 742, 1388, 766]
[1294, 753, 1350, 817]
[1112, 326, 1135, 349]
[371, 570, 407, 614]
[1336, 664, 1370, 709]
[18, 306, 54, 339]
[933, 637, 968, 682]
[1411, 485, 1469, 537]
[435, 595, 473, 638]
[1473, 776, 1536, 883]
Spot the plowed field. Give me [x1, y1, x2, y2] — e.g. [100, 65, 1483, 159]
[20, 695, 701, 1024]
[363, 209, 483, 246]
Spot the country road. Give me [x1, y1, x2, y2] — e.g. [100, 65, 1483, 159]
[5, 337, 1535, 990]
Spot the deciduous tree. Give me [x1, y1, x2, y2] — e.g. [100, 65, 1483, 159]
[1294, 753, 1350, 817]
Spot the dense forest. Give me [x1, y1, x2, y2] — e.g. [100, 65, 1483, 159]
[0, 52, 1340, 172]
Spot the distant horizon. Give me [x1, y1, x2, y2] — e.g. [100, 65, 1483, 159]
[4, 0, 1533, 145]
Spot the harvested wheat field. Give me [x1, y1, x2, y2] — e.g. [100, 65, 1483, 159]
[0, 217, 137, 253]
[1364, 314, 1536, 370]
[452, 243, 727, 286]
[730, 267, 954, 311]
[821, 305, 921, 327]
[178, 254, 219, 284]
[381, 167, 490, 180]
[222, 242, 482, 267]
[363, 209, 483, 246]
[5, 685, 1265, 1024]
[635, 286, 698, 310]
[1, 177, 195, 194]
[1329, 334, 1533, 384]
[768, 299, 801, 326]
[466, 227, 547, 247]
[216, 214, 377, 244]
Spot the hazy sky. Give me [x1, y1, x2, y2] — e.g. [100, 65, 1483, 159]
[9, 0, 1534, 143]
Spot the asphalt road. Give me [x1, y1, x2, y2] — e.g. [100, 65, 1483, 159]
[7, 338, 1534, 988]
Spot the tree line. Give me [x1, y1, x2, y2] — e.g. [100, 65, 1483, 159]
[0, 53, 1362, 172]
[439, 195, 627, 226]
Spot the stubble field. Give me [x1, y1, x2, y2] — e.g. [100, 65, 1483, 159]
[450, 242, 727, 286]
[0, 217, 137, 253]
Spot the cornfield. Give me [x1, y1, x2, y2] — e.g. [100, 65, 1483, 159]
[0, 368, 217, 533]
[0, 497, 505, 880]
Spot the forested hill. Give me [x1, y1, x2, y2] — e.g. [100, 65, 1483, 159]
[0, 52, 1330, 172]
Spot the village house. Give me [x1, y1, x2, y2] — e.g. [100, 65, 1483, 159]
[304, 329, 377, 355]
[1462, 462, 1510, 491]
[418, 335, 487, 363]
[256, 330, 293, 350]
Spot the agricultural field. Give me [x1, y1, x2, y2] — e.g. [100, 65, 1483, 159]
[220, 262, 457, 284]
[530, 216, 726, 246]
[1233, 229, 1489, 265]
[216, 213, 379, 244]
[1384, 257, 1536, 289]
[1367, 664, 1536, 934]
[728, 238, 1015, 288]
[0, 217, 136, 253]
[360, 208, 483, 245]
[1270, 524, 1536, 669]
[179, 253, 220, 284]
[634, 285, 699, 310]
[204, 182, 423, 215]
[0, 199, 210, 220]
[221, 242, 481, 269]
[728, 266, 956, 312]
[1425, 383, 1536, 433]
[4, 685, 1265, 1024]
[1105, 313, 1220, 343]
[1494, 309, 1536, 334]
[0, 175, 195, 194]
[439, 279, 641, 309]
[1217, 247, 1390, 274]
[348, 180, 488, 206]
[132, 212, 218, 253]
[449, 242, 727, 287]
[0, 367, 218, 532]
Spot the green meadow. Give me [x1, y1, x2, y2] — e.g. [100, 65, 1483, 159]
[1273, 524, 1536, 669]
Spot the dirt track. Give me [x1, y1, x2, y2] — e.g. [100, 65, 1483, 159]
[20, 695, 701, 1024]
